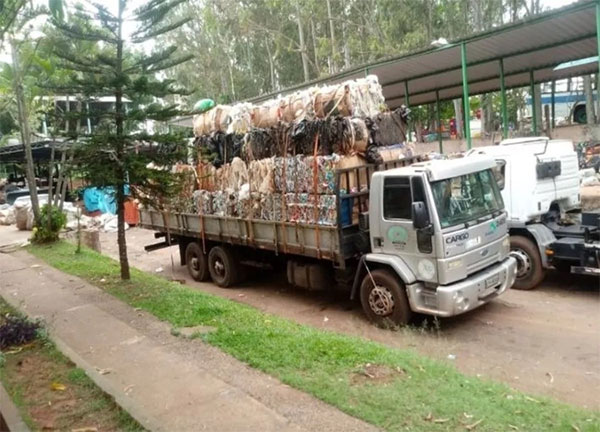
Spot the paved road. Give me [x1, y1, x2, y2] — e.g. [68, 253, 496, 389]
[101, 228, 599, 410]
[0, 251, 377, 432]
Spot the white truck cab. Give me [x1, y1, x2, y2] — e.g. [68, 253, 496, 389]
[357, 156, 517, 322]
[467, 137, 584, 289]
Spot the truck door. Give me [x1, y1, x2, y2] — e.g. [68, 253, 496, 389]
[380, 175, 437, 283]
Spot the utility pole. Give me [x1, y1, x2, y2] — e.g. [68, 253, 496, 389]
[10, 38, 40, 223]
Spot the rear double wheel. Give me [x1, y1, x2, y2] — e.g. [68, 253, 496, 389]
[185, 242, 209, 282]
[360, 269, 412, 327]
[208, 245, 241, 288]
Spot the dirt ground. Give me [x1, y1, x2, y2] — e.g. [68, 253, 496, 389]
[99, 228, 599, 410]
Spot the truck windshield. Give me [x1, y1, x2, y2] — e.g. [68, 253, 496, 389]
[430, 169, 504, 228]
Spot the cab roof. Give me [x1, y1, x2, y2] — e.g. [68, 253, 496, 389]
[379, 155, 496, 181]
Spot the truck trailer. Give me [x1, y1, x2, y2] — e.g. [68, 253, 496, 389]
[139, 155, 517, 326]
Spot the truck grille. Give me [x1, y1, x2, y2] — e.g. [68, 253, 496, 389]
[467, 251, 500, 275]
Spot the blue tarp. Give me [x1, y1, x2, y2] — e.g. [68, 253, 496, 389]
[83, 187, 116, 214]
[83, 185, 130, 214]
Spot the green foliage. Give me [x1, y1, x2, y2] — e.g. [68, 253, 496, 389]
[29, 241, 600, 432]
[161, 0, 536, 106]
[32, 204, 66, 243]
[50, 1, 192, 210]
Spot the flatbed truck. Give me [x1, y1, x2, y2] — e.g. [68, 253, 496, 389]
[140, 155, 517, 326]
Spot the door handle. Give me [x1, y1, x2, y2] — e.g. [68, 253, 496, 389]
[373, 237, 383, 247]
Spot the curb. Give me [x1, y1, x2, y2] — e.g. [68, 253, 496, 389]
[0, 296, 161, 432]
[51, 336, 163, 432]
[0, 380, 31, 432]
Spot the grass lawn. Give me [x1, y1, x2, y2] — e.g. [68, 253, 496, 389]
[0, 298, 144, 431]
[29, 241, 600, 432]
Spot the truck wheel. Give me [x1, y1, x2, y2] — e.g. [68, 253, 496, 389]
[185, 242, 209, 282]
[573, 105, 587, 124]
[510, 236, 544, 290]
[208, 245, 239, 288]
[360, 269, 412, 327]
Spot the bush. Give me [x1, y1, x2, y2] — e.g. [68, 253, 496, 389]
[32, 204, 67, 244]
[0, 315, 40, 349]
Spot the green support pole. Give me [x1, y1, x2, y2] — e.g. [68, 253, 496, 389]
[597, 1, 600, 82]
[405, 81, 411, 141]
[460, 43, 471, 149]
[365, 67, 369, 77]
[530, 70, 537, 135]
[499, 59, 508, 139]
[436, 90, 442, 153]
[551, 80, 556, 129]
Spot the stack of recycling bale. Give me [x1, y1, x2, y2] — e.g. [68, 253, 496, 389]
[188, 75, 413, 226]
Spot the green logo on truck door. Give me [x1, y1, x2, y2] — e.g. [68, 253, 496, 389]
[387, 226, 408, 245]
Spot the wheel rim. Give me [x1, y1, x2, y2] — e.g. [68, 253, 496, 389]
[213, 258, 225, 278]
[510, 248, 532, 279]
[368, 286, 395, 316]
[190, 256, 199, 272]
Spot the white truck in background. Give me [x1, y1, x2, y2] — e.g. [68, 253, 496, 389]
[468, 137, 599, 289]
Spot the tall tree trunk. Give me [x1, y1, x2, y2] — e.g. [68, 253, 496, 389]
[326, 0, 336, 73]
[310, 19, 319, 76]
[294, 3, 310, 82]
[427, 0, 433, 42]
[453, 99, 463, 139]
[265, 39, 277, 91]
[115, 0, 130, 281]
[584, 75, 596, 125]
[228, 59, 236, 100]
[534, 83, 543, 133]
[341, 19, 350, 70]
[11, 38, 40, 223]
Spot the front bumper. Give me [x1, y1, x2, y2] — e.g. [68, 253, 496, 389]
[406, 257, 517, 317]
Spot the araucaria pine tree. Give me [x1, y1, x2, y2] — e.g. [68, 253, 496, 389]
[51, 0, 192, 280]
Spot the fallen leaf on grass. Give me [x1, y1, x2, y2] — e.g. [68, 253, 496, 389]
[571, 425, 580, 432]
[72, 427, 98, 432]
[524, 396, 540, 403]
[463, 413, 473, 419]
[508, 425, 519, 430]
[465, 418, 484, 430]
[433, 418, 450, 424]
[51, 382, 66, 391]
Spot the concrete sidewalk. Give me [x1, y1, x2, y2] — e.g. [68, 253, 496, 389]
[0, 251, 377, 432]
[0, 225, 30, 252]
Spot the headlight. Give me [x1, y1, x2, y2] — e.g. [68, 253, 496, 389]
[447, 259, 463, 270]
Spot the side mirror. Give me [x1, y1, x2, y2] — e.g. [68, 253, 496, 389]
[412, 201, 430, 229]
